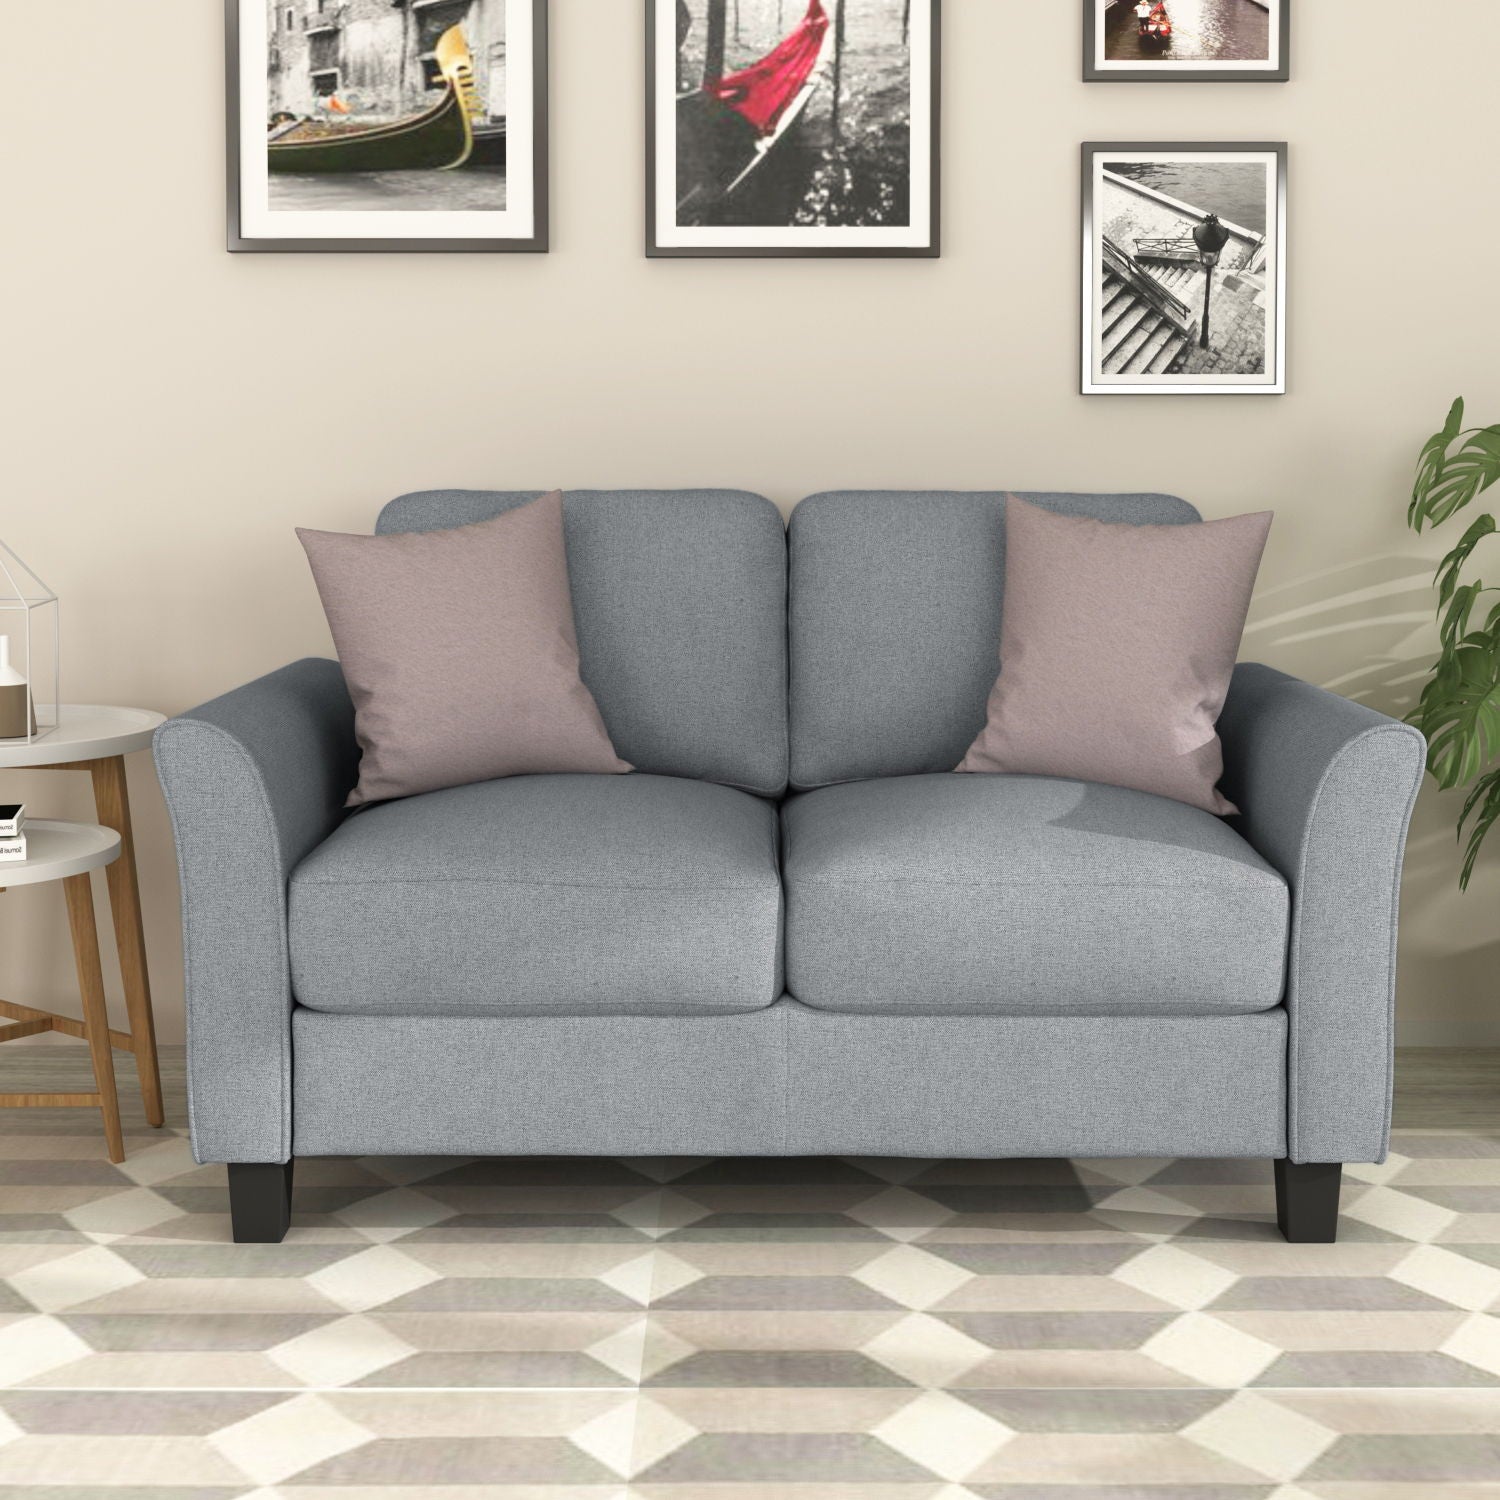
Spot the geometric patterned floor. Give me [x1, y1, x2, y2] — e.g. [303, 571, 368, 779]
[3, 1061, 1500, 1495]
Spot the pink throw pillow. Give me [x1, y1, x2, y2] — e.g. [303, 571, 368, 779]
[957, 495, 1272, 814]
[299, 490, 631, 807]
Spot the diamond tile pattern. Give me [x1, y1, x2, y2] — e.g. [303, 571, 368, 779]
[3, 1082, 1500, 1492]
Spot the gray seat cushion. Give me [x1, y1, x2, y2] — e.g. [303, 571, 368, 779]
[788, 491, 1199, 788]
[782, 773, 1288, 1016]
[290, 774, 783, 1017]
[377, 490, 789, 796]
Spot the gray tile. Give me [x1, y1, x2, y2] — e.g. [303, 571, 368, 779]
[1306, 1433, 1500, 1481]
[1209, 1277, 1453, 1310]
[354, 1352, 634, 1387]
[662, 1215, 890, 1239]
[669, 1158, 889, 1186]
[972, 1489, 1274, 1500]
[935, 1312, 1176, 1349]
[958, 1388, 1229, 1432]
[1395, 1186, 1500, 1212]
[1145, 1160, 1276, 1184]
[291, 1436, 617, 1484]
[917, 1186, 1104, 1214]
[400, 1216, 651, 1240]
[57, 1314, 339, 1351]
[639, 1432, 929, 1483]
[379, 1277, 642, 1312]
[412, 1157, 659, 1187]
[654, 1275, 901, 1311]
[644, 1351, 912, 1387]
[1392, 1133, 1500, 1158]
[0, 1163, 133, 1186]
[112, 1244, 359, 1278]
[918, 1244, 1140, 1275]
[0, 1390, 282, 1435]
[1254, 1352, 1500, 1387]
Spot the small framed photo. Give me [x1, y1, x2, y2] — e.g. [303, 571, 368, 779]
[228, 0, 548, 253]
[647, 0, 940, 258]
[1082, 142, 1287, 396]
[1083, 0, 1289, 83]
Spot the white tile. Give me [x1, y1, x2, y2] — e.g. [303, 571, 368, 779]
[854, 1244, 975, 1310]
[64, 1187, 183, 1236]
[862, 1313, 993, 1386]
[7, 1246, 143, 1312]
[304, 1245, 440, 1314]
[1441, 1313, 1500, 1378]
[1185, 1391, 1336, 1481]
[1112, 1244, 1238, 1310]
[586, 1317, 652, 1382]
[1342, 1185, 1457, 1243]
[567, 1396, 644, 1478]
[872, 1390, 1012, 1482]
[1142, 1312, 1281, 1387]
[0, 1316, 93, 1387]
[1391, 1244, 1500, 1312]
[266, 1314, 415, 1387]
[210, 1392, 372, 1486]
[597, 1253, 660, 1307]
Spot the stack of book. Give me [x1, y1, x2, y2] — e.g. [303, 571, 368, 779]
[0, 803, 25, 863]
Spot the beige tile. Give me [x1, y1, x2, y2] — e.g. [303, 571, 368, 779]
[21, 1351, 299, 1387]
[934, 1275, 1166, 1312]
[643, 1387, 916, 1433]
[325, 1389, 636, 1438]
[648, 1309, 901, 1352]
[967, 1431, 1265, 1484]
[1268, 1388, 1500, 1433]
[1214, 1309, 1469, 1351]
[0, 1434, 248, 1485]
[950, 1349, 1202, 1388]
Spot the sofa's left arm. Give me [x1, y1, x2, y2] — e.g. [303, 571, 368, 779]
[1217, 663, 1427, 1166]
[154, 659, 358, 1164]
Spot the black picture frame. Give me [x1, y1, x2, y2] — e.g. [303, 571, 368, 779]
[1081, 140, 1288, 396]
[1082, 0, 1290, 83]
[647, 0, 941, 259]
[227, 0, 550, 253]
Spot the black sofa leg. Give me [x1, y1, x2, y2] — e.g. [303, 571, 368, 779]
[228, 1160, 294, 1243]
[1275, 1159, 1341, 1243]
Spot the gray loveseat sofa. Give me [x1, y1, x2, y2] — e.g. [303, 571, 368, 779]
[154, 490, 1426, 1244]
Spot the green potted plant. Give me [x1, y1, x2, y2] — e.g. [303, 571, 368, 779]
[1407, 398, 1500, 888]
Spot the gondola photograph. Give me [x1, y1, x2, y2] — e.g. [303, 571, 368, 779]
[1083, 0, 1290, 82]
[228, 0, 547, 252]
[649, 0, 940, 257]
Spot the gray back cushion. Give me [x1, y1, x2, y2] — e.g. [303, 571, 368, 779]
[788, 490, 1201, 788]
[377, 490, 788, 796]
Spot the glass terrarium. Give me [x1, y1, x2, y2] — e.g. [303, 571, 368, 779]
[0, 540, 59, 745]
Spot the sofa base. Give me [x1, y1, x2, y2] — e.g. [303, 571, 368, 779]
[228, 1161, 294, 1244]
[1275, 1158, 1342, 1243]
[286, 1001, 1290, 1159]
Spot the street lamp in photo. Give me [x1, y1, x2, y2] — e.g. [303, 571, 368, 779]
[1193, 213, 1231, 351]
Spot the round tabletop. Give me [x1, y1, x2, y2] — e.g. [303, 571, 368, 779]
[0, 820, 121, 887]
[0, 705, 166, 769]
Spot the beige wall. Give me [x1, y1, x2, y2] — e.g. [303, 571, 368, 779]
[2, 0, 1497, 1046]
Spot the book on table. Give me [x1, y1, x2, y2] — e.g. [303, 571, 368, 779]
[0, 804, 22, 839]
[0, 833, 26, 863]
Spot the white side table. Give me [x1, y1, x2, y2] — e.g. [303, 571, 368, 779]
[0, 821, 127, 1160]
[0, 706, 167, 1130]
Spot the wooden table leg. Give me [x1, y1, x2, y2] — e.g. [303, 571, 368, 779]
[90, 756, 164, 1128]
[63, 873, 124, 1164]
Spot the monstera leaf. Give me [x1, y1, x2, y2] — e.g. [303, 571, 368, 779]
[1408, 399, 1500, 889]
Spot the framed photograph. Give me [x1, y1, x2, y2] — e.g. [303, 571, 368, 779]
[647, 0, 940, 258]
[1083, 0, 1289, 82]
[228, 0, 548, 253]
[1082, 142, 1286, 396]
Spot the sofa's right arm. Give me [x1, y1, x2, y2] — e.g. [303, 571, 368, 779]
[154, 659, 358, 1164]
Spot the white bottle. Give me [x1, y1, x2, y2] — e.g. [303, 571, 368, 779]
[0, 635, 37, 739]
